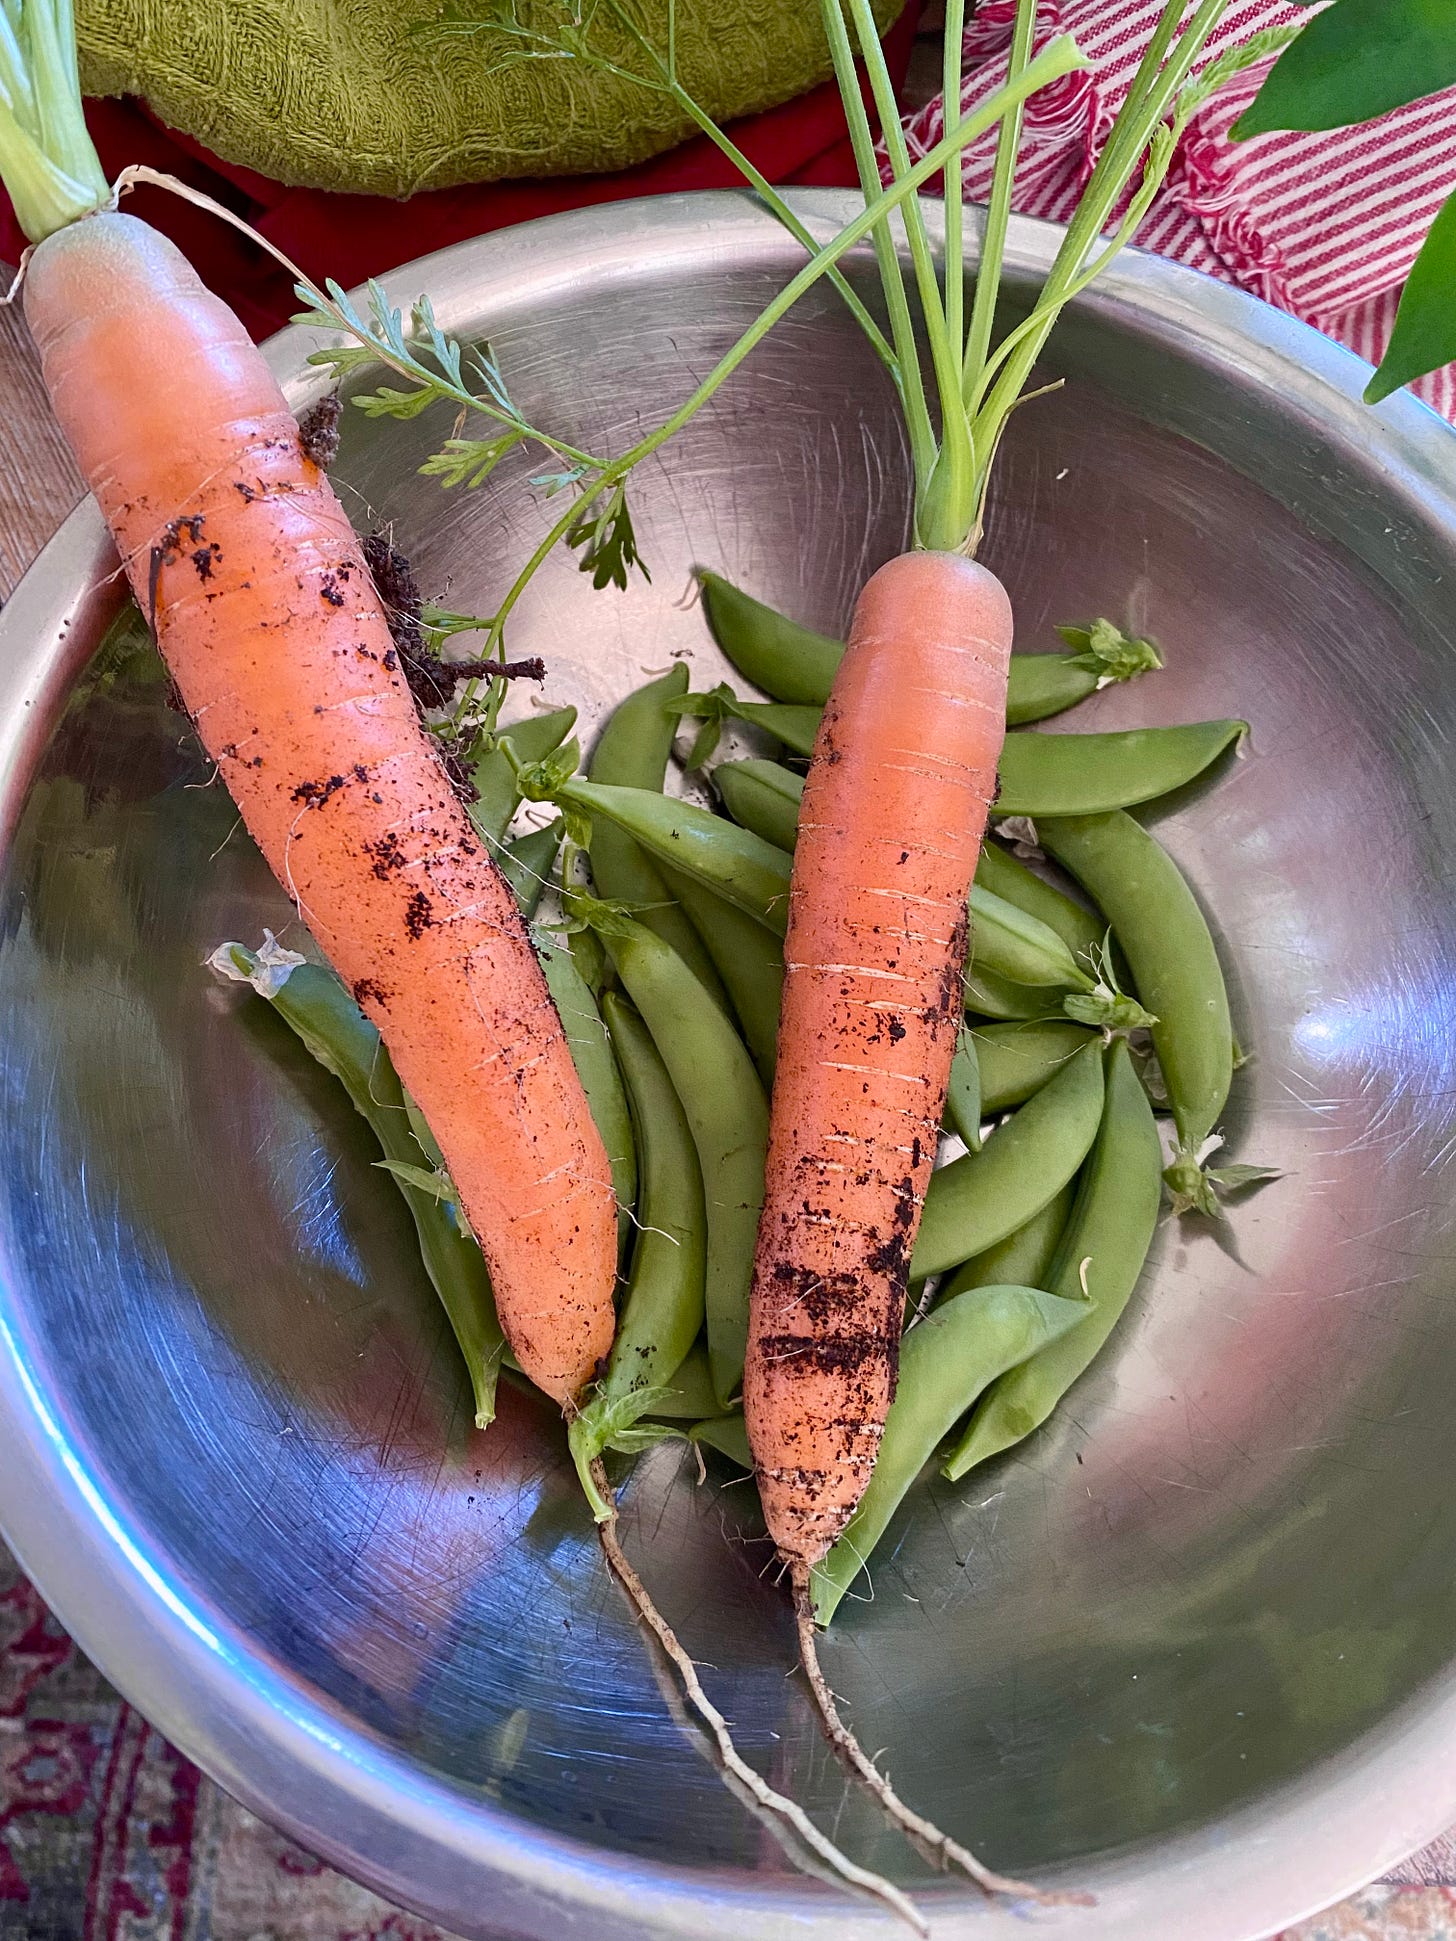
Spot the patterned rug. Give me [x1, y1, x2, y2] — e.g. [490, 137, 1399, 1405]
[2, 1539, 1450, 1940]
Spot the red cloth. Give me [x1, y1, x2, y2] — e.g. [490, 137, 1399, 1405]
[0, 6, 921, 341]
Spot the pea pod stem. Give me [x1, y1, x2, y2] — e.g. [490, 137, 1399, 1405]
[570, 994, 708, 1519]
[211, 946, 505, 1427]
[812, 1283, 1089, 1623]
[942, 1039, 1163, 1480]
[470, 705, 577, 849]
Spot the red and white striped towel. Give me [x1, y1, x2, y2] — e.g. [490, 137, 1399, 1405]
[897, 0, 1456, 419]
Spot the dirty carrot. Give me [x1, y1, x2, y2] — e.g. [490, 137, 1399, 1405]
[745, 547, 1014, 1565]
[8, 88, 616, 1405]
[731, 0, 1258, 1890]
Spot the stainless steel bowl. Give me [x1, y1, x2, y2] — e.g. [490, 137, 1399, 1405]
[2, 194, 1456, 1941]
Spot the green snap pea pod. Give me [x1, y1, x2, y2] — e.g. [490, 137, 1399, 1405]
[698, 572, 1161, 724]
[963, 965, 1064, 1021]
[944, 1031, 981, 1149]
[942, 1039, 1162, 1480]
[589, 667, 729, 1006]
[697, 569, 843, 705]
[813, 1282, 1089, 1623]
[913, 1041, 1105, 1278]
[470, 705, 577, 848]
[498, 817, 563, 920]
[536, 938, 637, 1242]
[690, 1410, 753, 1470]
[720, 699, 819, 757]
[600, 913, 769, 1408]
[972, 884, 1092, 989]
[934, 1181, 1076, 1307]
[973, 1019, 1099, 1115]
[713, 757, 803, 854]
[645, 1341, 720, 1420]
[1039, 811, 1232, 1211]
[1005, 656, 1127, 725]
[975, 839, 1103, 965]
[570, 994, 708, 1518]
[211, 944, 504, 1427]
[555, 778, 793, 935]
[993, 720, 1247, 818]
[660, 862, 784, 1086]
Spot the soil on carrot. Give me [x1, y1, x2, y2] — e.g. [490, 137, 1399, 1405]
[297, 394, 343, 471]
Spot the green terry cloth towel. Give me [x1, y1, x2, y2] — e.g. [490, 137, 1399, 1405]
[77, 0, 906, 198]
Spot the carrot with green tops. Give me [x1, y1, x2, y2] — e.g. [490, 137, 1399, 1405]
[6, 51, 616, 1406]
[735, 0, 1270, 1889]
[748, 0, 1247, 1572]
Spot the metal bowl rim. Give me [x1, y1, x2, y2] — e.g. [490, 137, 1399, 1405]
[0, 190, 1454, 1941]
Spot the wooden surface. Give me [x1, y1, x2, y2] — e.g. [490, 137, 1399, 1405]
[0, 295, 81, 599]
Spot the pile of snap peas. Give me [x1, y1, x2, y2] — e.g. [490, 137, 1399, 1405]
[212, 570, 1262, 1623]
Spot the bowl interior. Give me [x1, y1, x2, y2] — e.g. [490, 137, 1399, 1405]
[4, 199, 1456, 1933]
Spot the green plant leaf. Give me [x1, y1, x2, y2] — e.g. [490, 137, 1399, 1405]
[1234, 0, 1456, 138]
[1365, 189, 1456, 401]
[420, 432, 524, 489]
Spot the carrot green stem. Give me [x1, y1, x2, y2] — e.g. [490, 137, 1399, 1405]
[941, 0, 968, 359]
[841, 0, 971, 544]
[961, 0, 1036, 404]
[819, 0, 937, 498]
[964, 0, 1231, 530]
[297, 40, 1078, 663]
[0, 0, 109, 242]
[604, 39, 1084, 478]
[597, 0, 900, 382]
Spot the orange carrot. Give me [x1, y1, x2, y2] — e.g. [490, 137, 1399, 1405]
[744, 552, 1013, 1565]
[743, 0, 1240, 1591]
[24, 213, 616, 1406]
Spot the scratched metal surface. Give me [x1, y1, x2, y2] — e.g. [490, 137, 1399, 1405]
[1, 197, 1456, 1941]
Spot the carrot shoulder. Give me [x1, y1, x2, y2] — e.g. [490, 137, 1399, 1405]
[744, 551, 1013, 1565]
[24, 212, 615, 1406]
